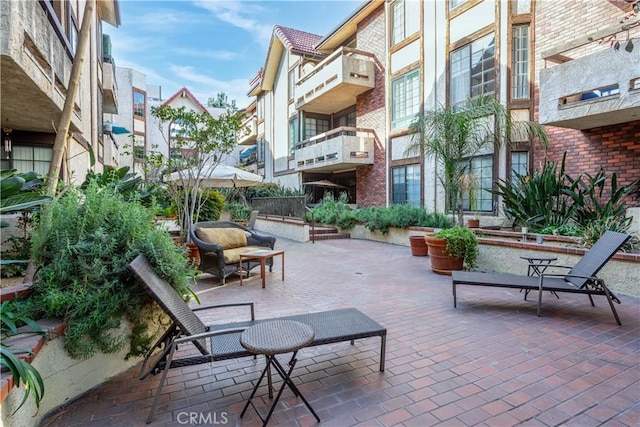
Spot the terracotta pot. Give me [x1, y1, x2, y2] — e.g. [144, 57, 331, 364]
[424, 235, 463, 275]
[173, 237, 201, 267]
[409, 235, 428, 256]
[467, 218, 480, 228]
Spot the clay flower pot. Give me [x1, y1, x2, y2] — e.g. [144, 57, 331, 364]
[424, 235, 463, 275]
[409, 235, 428, 256]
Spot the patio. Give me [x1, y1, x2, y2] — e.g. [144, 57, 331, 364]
[41, 237, 640, 426]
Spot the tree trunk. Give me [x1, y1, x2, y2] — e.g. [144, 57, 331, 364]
[45, 0, 96, 196]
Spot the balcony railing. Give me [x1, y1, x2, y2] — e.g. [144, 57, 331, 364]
[103, 59, 118, 114]
[294, 126, 375, 172]
[295, 47, 375, 114]
[238, 116, 258, 145]
[539, 37, 640, 129]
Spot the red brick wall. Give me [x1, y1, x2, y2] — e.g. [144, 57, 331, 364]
[533, 0, 640, 201]
[355, 4, 387, 207]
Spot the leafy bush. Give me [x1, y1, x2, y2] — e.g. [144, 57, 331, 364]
[225, 202, 253, 221]
[493, 153, 580, 231]
[25, 183, 195, 360]
[493, 152, 638, 245]
[306, 195, 453, 233]
[1, 300, 45, 414]
[433, 226, 478, 269]
[197, 188, 226, 221]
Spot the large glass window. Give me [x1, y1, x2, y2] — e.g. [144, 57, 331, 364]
[512, 25, 530, 100]
[257, 137, 265, 164]
[303, 116, 329, 139]
[391, 0, 419, 46]
[11, 146, 53, 175]
[392, 164, 421, 207]
[450, 34, 495, 108]
[391, 69, 420, 130]
[133, 134, 145, 160]
[462, 155, 493, 212]
[288, 116, 298, 153]
[511, 151, 528, 184]
[133, 90, 145, 119]
[336, 110, 356, 128]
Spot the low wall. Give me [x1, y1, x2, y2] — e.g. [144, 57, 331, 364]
[255, 216, 309, 242]
[1, 305, 169, 427]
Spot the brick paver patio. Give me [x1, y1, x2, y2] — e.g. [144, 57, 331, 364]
[41, 238, 640, 426]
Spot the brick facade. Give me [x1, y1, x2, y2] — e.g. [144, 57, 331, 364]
[355, 5, 387, 207]
[533, 1, 640, 195]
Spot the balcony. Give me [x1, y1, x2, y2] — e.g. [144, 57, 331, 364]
[539, 38, 640, 130]
[294, 127, 374, 173]
[0, 0, 75, 133]
[103, 60, 118, 114]
[295, 47, 375, 114]
[238, 116, 258, 145]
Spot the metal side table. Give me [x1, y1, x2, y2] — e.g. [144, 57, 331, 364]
[240, 320, 320, 426]
[520, 254, 560, 300]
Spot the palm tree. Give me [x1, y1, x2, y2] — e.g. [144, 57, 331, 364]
[406, 97, 549, 226]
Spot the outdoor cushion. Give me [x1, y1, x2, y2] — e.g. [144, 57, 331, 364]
[195, 227, 247, 249]
[207, 246, 267, 264]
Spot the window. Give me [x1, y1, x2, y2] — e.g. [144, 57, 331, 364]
[10, 146, 53, 175]
[450, 34, 495, 108]
[257, 137, 265, 164]
[133, 90, 145, 119]
[391, 69, 420, 130]
[511, 151, 528, 184]
[288, 116, 298, 153]
[450, 0, 469, 9]
[288, 69, 296, 102]
[462, 155, 493, 211]
[392, 164, 421, 207]
[512, 25, 530, 100]
[133, 134, 145, 161]
[303, 116, 329, 139]
[68, 13, 78, 54]
[336, 110, 356, 128]
[391, 0, 419, 46]
[257, 96, 264, 120]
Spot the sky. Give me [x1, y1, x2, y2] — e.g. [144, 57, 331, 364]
[107, 0, 362, 109]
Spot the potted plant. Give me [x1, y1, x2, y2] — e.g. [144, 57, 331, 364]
[406, 97, 549, 227]
[425, 226, 478, 275]
[409, 235, 428, 256]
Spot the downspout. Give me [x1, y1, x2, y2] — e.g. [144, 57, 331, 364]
[432, 0, 438, 212]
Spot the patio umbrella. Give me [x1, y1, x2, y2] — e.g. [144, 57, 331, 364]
[167, 164, 263, 188]
[302, 180, 346, 188]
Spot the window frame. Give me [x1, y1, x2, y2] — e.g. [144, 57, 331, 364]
[391, 68, 421, 130]
[461, 154, 494, 212]
[133, 89, 146, 120]
[450, 33, 496, 109]
[391, 164, 421, 207]
[511, 25, 530, 100]
[288, 115, 299, 154]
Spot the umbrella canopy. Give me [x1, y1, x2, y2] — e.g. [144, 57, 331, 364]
[302, 180, 346, 188]
[167, 164, 263, 188]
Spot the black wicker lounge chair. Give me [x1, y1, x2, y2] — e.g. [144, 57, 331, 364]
[128, 254, 387, 423]
[451, 231, 631, 325]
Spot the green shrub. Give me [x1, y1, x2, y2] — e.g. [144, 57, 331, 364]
[25, 183, 195, 360]
[197, 188, 226, 221]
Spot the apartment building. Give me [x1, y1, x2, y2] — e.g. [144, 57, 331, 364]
[242, 0, 639, 217]
[0, 0, 121, 184]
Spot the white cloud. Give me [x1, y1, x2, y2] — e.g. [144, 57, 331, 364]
[172, 47, 241, 60]
[193, 0, 274, 46]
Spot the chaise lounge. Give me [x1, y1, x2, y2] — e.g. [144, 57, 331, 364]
[451, 231, 631, 325]
[128, 254, 387, 423]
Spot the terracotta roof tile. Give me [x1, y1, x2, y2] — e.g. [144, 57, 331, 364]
[274, 25, 324, 55]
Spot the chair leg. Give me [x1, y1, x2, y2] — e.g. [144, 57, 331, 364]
[602, 286, 622, 326]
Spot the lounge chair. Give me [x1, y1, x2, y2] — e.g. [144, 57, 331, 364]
[451, 231, 631, 325]
[127, 254, 387, 423]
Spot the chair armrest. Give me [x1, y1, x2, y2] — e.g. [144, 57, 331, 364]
[247, 232, 276, 249]
[172, 327, 249, 346]
[192, 302, 255, 321]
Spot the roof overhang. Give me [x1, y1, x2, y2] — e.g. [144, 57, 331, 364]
[97, 0, 121, 27]
[315, 0, 383, 53]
